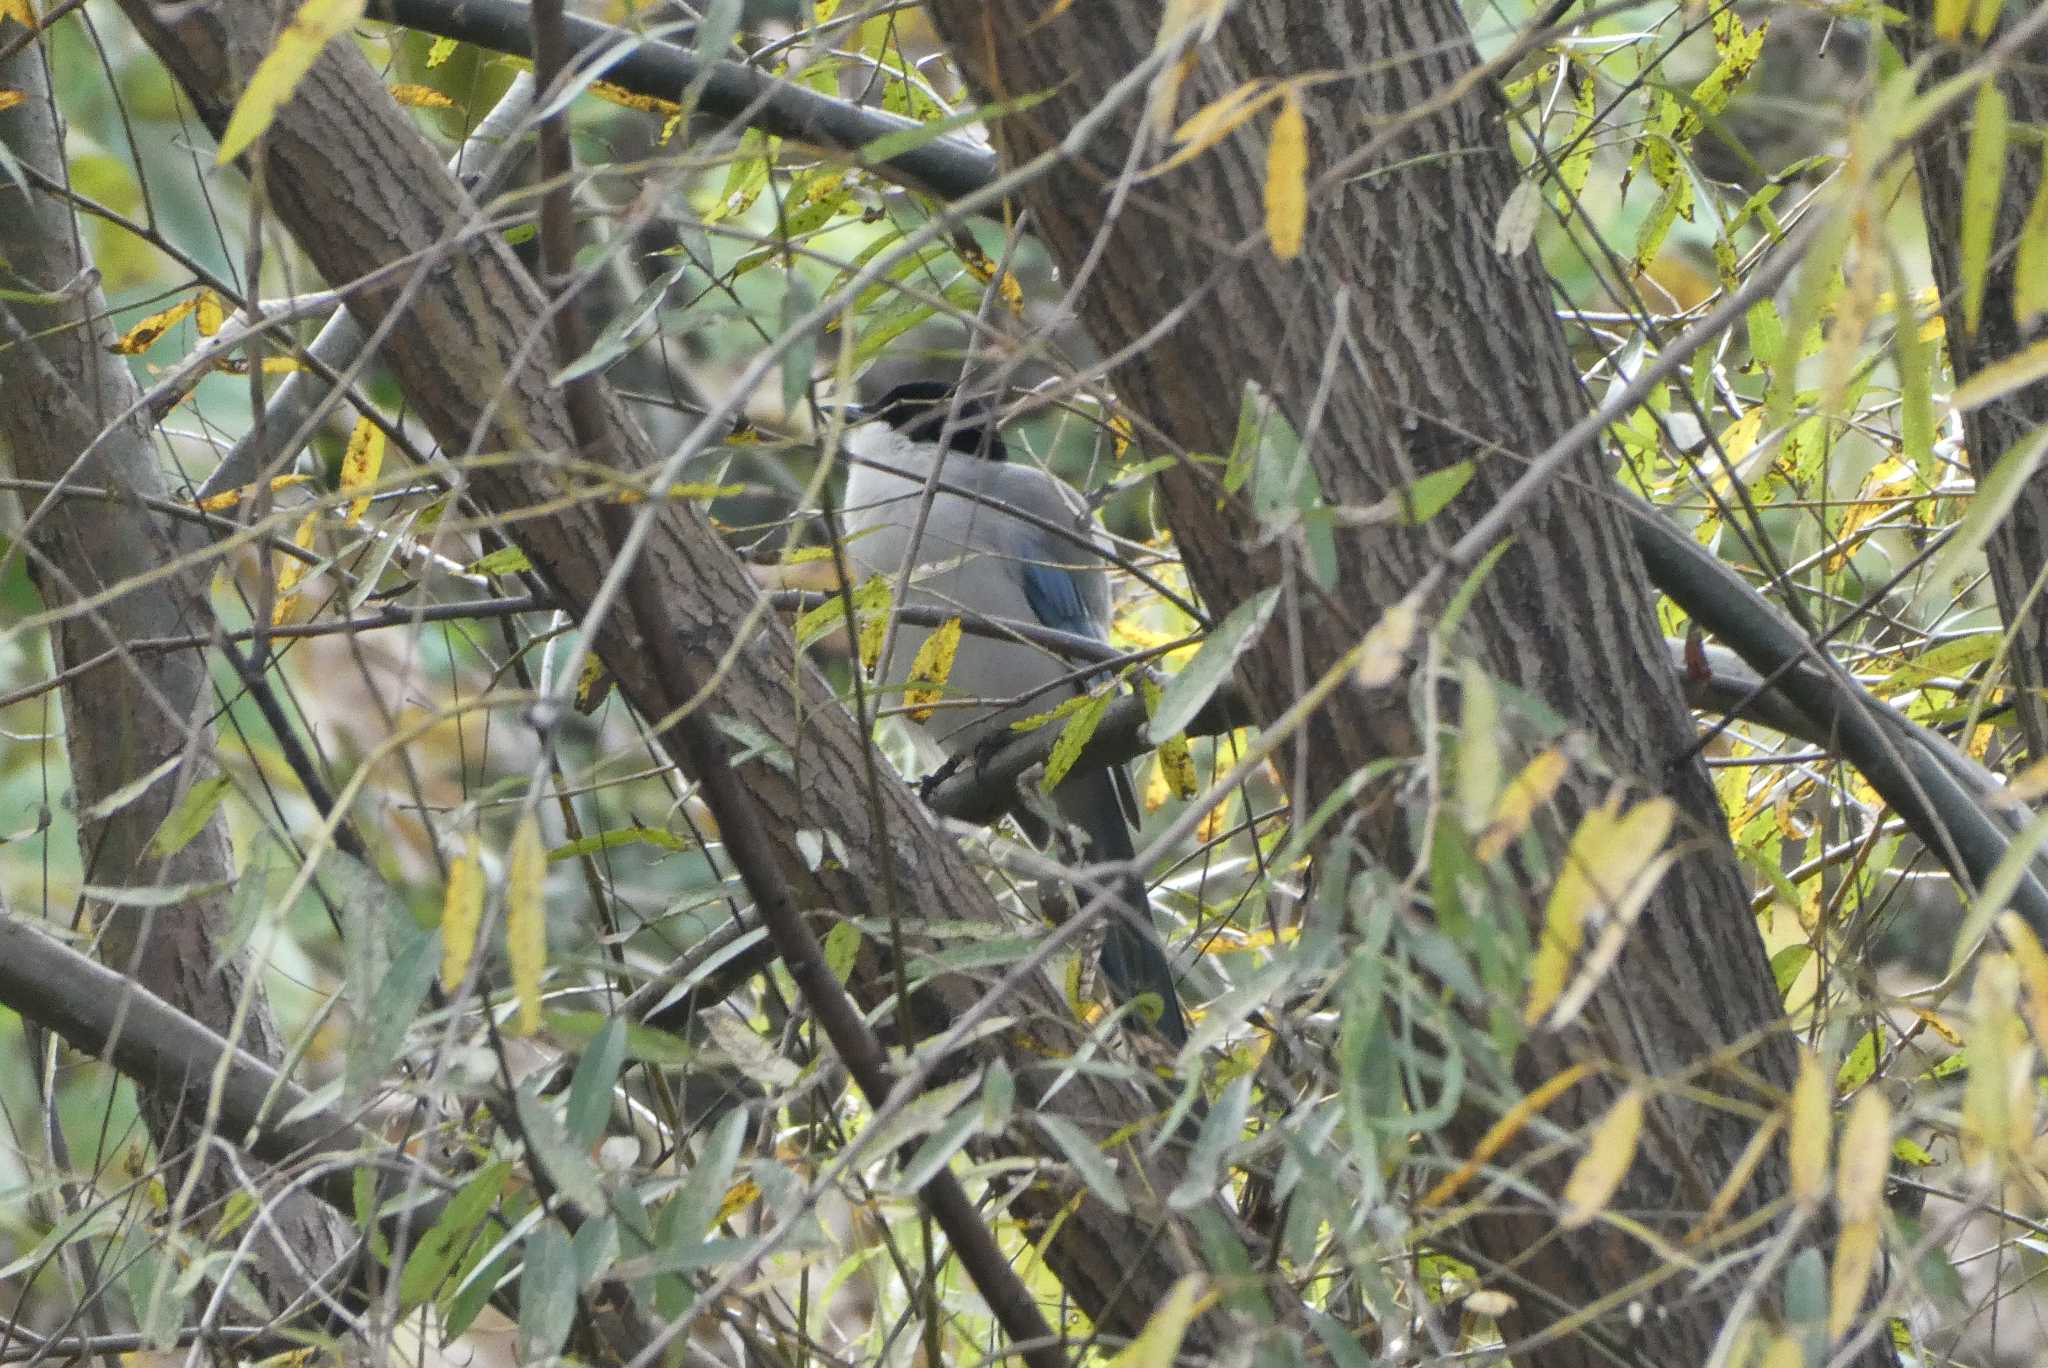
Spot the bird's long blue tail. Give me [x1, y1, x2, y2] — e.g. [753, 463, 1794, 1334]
[1055, 768, 1189, 1046]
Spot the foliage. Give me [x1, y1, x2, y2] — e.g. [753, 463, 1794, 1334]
[3, 0, 2048, 1365]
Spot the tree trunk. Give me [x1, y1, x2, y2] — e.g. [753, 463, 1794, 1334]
[1901, 3, 2048, 760]
[925, 3, 1887, 1363]
[0, 36, 352, 1321]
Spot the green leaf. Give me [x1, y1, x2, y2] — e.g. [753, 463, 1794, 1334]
[1169, 1073, 1252, 1210]
[780, 275, 818, 415]
[1961, 80, 2011, 337]
[1890, 254, 1935, 463]
[466, 545, 532, 576]
[1146, 587, 1280, 744]
[397, 1161, 510, 1311]
[516, 1079, 610, 1216]
[671, 1108, 748, 1246]
[823, 918, 862, 984]
[1933, 426, 2048, 587]
[145, 774, 232, 857]
[1034, 1114, 1130, 1214]
[346, 915, 437, 1105]
[548, 826, 687, 861]
[1399, 462, 1475, 525]
[2015, 145, 2048, 329]
[516, 1224, 579, 1366]
[1039, 689, 1113, 795]
[564, 1018, 628, 1148]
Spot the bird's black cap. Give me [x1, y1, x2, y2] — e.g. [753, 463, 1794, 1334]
[863, 380, 1008, 461]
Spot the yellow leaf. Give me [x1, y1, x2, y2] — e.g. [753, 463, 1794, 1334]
[194, 289, 225, 336]
[1355, 590, 1420, 689]
[1156, 733, 1198, 801]
[1106, 1275, 1211, 1368]
[1963, 955, 2024, 1173]
[217, 0, 369, 165]
[1264, 91, 1308, 260]
[1420, 1061, 1596, 1207]
[1476, 747, 1568, 861]
[575, 655, 610, 712]
[716, 1177, 761, 1224]
[1146, 78, 1277, 178]
[109, 297, 197, 355]
[1526, 795, 1677, 1026]
[903, 617, 963, 722]
[2000, 911, 2048, 1053]
[262, 355, 307, 374]
[339, 415, 385, 522]
[1828, 1217, 1880, 1342]
[1835, 1088, 1890, 1226]
[440, 834, 484, 994]
[1934, 0, 1970, 42]
[1109, 410, 1135, 460]
[1760, 1333, 1805, 1368]
[389, 82, 458, 109]
[1686, 1112, 1782, 1244]
[589, 79, 680, 116]
[1559, 1088, 1644, 1229]
[424, 34, 457, 67]
[194, 472, 313, 512]
[1788, 1048, 1832, 1208]
[0, 88, 22, 111]
[505, 812, 548, 1035]
[272, 509, 320, 624]
[0, 0, 34, 29]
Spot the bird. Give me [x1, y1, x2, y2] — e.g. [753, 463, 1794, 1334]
[833, 379, 1190, 1046]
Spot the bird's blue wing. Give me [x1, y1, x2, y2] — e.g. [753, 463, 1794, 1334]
[1022, 560, 1107, 642]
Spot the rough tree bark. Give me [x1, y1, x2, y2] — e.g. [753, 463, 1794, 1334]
[106, 0, 1248, 1349]
[923, 3, 1889, 1364]
[0, 32, 352, 1319]
[1901, 3, 2048, 761]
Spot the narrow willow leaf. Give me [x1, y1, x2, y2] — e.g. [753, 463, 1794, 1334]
[217, 0, 368, 164]
[1493, 178, 1541, 256]
[1998, 911, 2048, 1051]
[1107, 1275, 1208, 1368]
[1889, 253, 1935, 463]
[1476, 747, 1568, 861]
[1419, 1061, 1594, 1207]
[1961, 81, 2010, 336]
[146, 774, 231, 857]
[193, 289, 224, 336]
[1040, 689, 1112, 794]
[2015, 145, 2048, 328]
[1934, 0, 1970, 41]
[1932, 427, 2048, 589]
[823, 918, 862, 984]
[272, 510, 320, 624]
[1835, 1088, 1890, 1225]
[346, 916, 437, 1104]
[1559, 1088, 1644, 1229]
[1456, 661, 1501, 834]
[396, 1161, 509, 1310]
[565, 1018, 627, 1148]
[109, 297, 196, 354]
[515, 1081, 609, 1214]
[1828, 1218, 1880, 1342]
[1788, 1049, 1831, 1208]
[1147, 587, 1277, 743]
[1265, 91, 1308, 260]
[1036, 1114, 1130, 1214]
[1525, 796, 1676, 1026]
[506, 812, 548, 1036]
[339, 416, 385, 523]
[903, 616, 962, 722]
[516, 1224, 578, 1365]
[1952, 337, 2048, 411]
